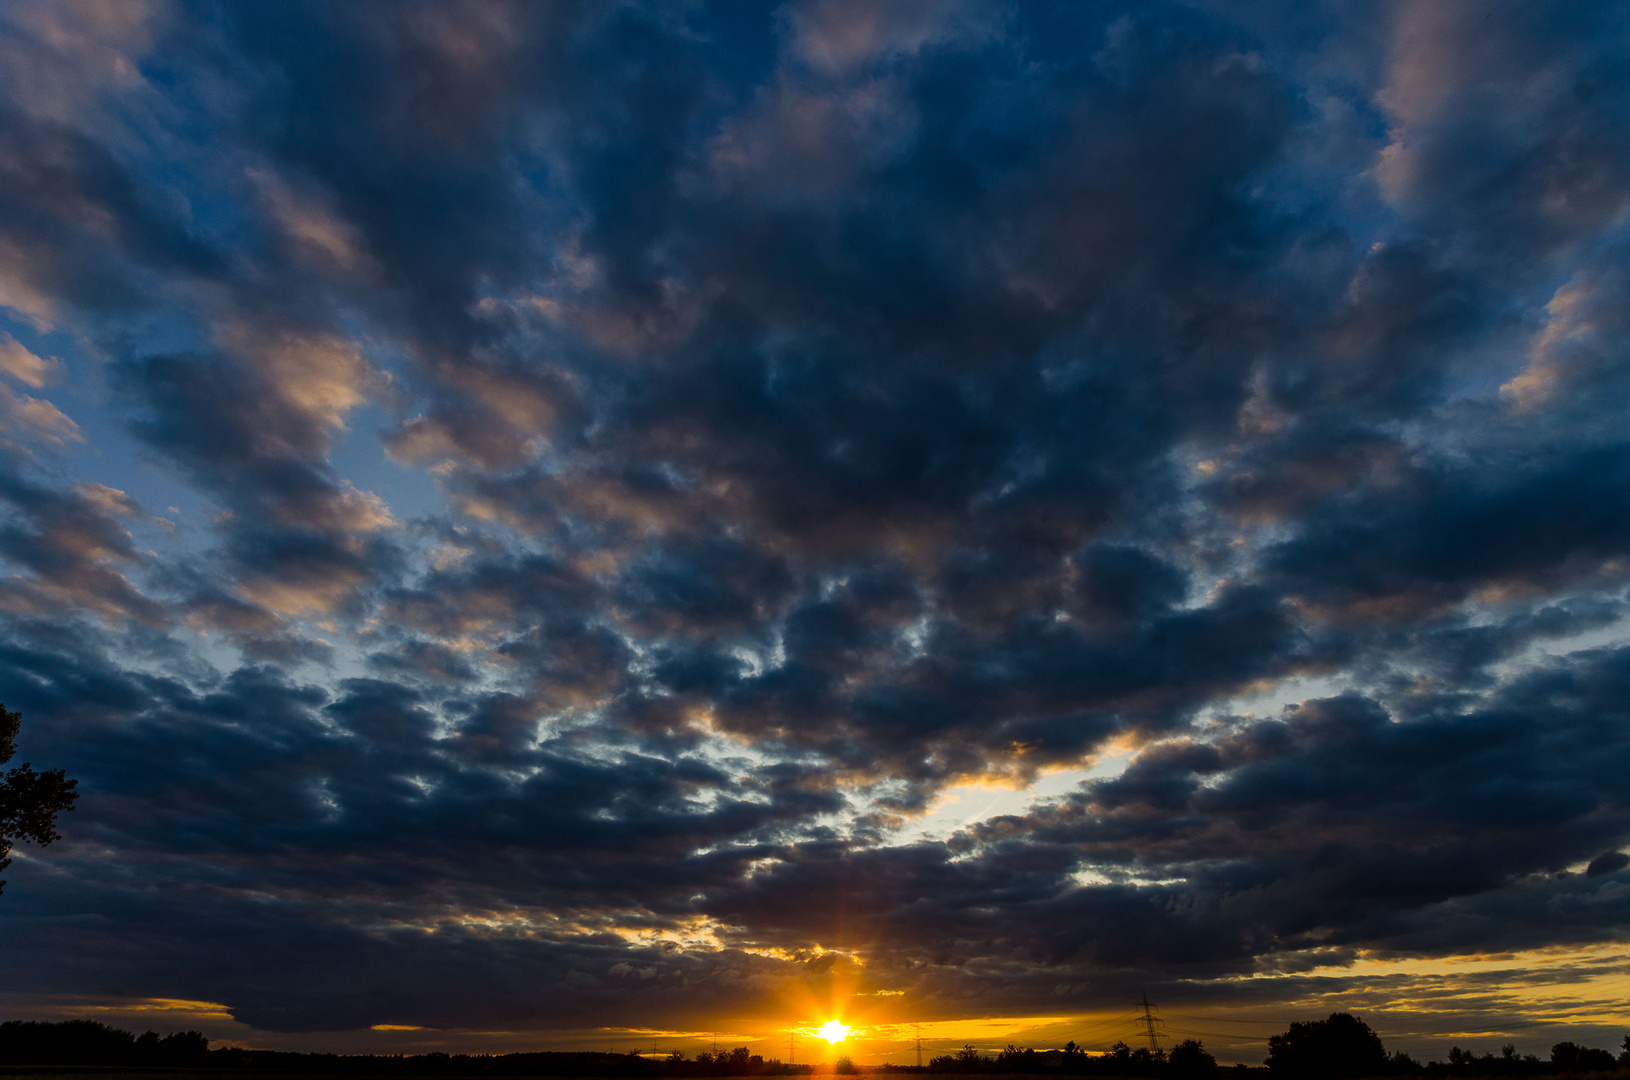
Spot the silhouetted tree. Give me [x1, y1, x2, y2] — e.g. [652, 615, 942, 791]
[134, 1029, 211, 1067]
[834, 1056, 856, 1075]
[1170, 1040, 1219, 1080]
[1266, 1014, 1388, 1079]
[997, 1045, 1040, 1072]
[0, 704, 78, 895]
[166, 1030, 210, 1067]
[1129, 1047, 1168, 1077]
[1549, 1043, 1615, 1073]
[927, 1046, 988, 1073]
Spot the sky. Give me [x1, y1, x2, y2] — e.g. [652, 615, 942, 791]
[0, 0, 1628, 1067]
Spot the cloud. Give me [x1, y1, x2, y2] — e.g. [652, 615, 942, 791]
[0, 334, 56, 387]
[785, 0, 997, 75]
[0, 471, 162, 624]
[0, 382, 79, 445]
[247, 167, 377, 277]
[1501, 258, 1630, 410]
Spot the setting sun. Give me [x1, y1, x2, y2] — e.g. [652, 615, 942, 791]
[817, 1020, 852, 1044]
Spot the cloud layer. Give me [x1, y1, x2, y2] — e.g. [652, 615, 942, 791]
[0, 0, 1628, 1056]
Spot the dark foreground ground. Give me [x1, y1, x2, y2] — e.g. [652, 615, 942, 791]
[4, 1072, 1628, 1080]
[0, 1073, 1083, 1080]
[0, 1074, 1242, 1080]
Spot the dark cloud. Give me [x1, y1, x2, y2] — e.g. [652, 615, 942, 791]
[0, 106, 221, 316]
[0, 0, 1626, 1052]
[1263, 443, 1630, 622]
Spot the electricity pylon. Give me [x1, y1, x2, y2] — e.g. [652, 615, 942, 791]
[1137, 994, 1165, 1052]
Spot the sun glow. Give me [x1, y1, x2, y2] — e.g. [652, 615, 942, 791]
[818, 1020, 852, 1044]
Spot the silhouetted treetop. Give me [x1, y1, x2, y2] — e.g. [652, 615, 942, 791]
[1170, 1039, 1220, 1080]
[1266, 1013, 1389, 1080]
[0, 704, 79, 895]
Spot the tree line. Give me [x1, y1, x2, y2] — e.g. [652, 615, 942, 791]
[0, 1021, 210, 1067]
[917, 1014, 1629, 1078]
[3, 1015, 1629, 1077]
[0, 1020, 812, 1075]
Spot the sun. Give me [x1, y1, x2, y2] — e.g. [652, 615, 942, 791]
[818, 1020, 852, 1044]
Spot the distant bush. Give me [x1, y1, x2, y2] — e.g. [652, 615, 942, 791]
[1549, 1044, 1615, 1073]
[1431, 1044, 1545, 1075]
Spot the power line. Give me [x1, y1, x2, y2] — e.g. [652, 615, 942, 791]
[1077, 1015, 1137, 1030]
[1165, 1026, 1273, 1042]
[1164, 1015, 1293, 1024]
[1069, 1014, 1140, 1045]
